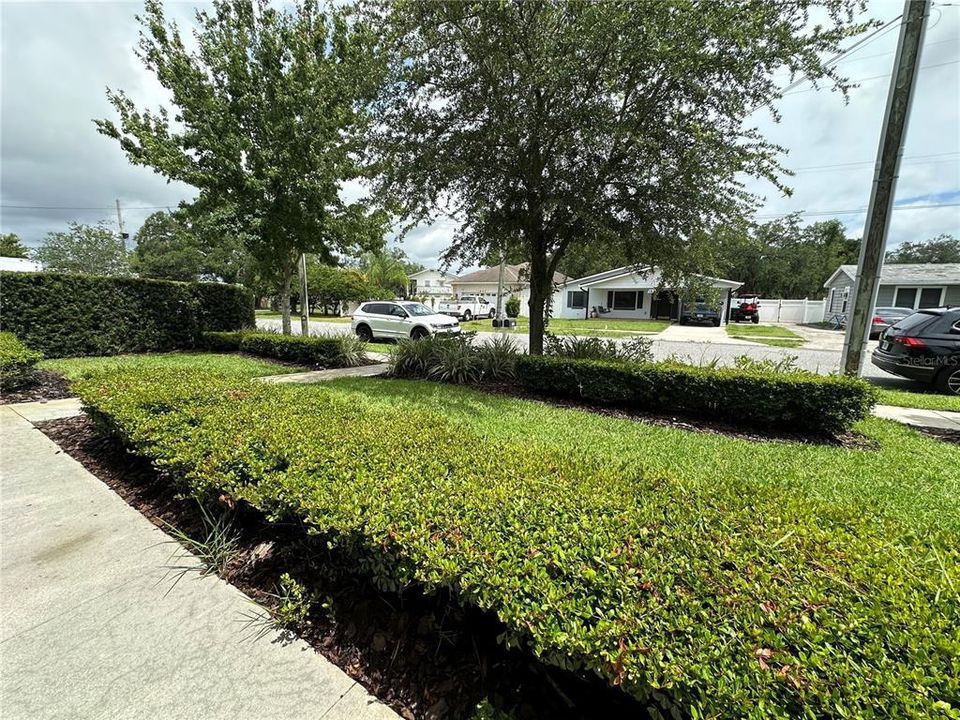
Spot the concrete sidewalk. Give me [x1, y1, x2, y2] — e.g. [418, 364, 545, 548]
[0, 405, 398, 720]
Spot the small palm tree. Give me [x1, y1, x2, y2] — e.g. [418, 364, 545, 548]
[359, 250, 410, 298]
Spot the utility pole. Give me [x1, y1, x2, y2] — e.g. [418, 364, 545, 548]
[841, 0, 929, 375]
[115, 199, 128, 252]
[495, 253, 506, 327]
[298, 253, 310, 336]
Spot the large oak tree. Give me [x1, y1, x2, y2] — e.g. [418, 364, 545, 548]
[367, 0, 873, 352]
[97, 0, 385, 333]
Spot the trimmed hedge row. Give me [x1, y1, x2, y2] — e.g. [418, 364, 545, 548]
[0, 331, 42, 389]
[199, 330, 364, 367]
[74, 368, 959, 719]
[0, 271, 254, 357]
[515, 355, 876, 434]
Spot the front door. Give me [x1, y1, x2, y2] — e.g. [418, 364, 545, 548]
[652, 291, 678, 320]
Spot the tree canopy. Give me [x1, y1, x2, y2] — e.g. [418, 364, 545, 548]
[367, 0, 872, 351]
[132, 211, 204, 281]
[716, 215, 859, 298]
[0, 233, 30, 259]
[34, 222, 130, 276]
[96, 0, 386, 333]
[887, 234, 960, 264]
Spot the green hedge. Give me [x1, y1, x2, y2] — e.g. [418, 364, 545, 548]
[0, 272, 253, 358]
[0, 331, 42, 389]
[515, 355, 876, 434]
[199, 330, 364, 367]
[74, 368, 960, 719]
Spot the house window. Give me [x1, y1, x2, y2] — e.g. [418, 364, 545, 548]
[607, 290, 639, 310]
[567, 290, 587, 309]
[894, 286, 945, 310]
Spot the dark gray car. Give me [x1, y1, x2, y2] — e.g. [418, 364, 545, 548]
[679, 302, 721, 327]
[870, 307, 914, 339]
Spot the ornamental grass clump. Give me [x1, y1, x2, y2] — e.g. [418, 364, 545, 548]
[74, 368, 959, 719]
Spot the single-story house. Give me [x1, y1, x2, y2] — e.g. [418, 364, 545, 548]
[823, 263, 960, 315]
[450, 263, 567, 316]
[551, 266, 743, 322]
[407, 268, 458, 309]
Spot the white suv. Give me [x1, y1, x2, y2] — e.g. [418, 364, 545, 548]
[352, 301, 461, 341]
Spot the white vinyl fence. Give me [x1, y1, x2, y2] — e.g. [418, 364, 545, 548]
[756, 298, 826, 324]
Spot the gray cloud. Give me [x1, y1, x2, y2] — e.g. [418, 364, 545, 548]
[2, 0, 957, 268]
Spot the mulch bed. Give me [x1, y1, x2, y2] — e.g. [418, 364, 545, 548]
[36, 414, 648, 720]
[917, 427, 960, 446]
[0, 370, 73, 405]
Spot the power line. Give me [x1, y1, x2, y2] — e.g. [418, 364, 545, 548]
[754, 201, 960, 220]
[789, 151, 959, 171]
[0, 204, 173, 211]
[781, 58, 960, 96]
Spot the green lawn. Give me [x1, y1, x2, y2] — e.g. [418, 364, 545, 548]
[40, 352, 304, 381]
[322, 377, 958, 532]
[726, 323, 805, 347]
[875, 386, 960, 412]
[255, 310, 351, 322]
[461, 317, 669, 337]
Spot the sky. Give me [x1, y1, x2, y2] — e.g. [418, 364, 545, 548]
[1, 0, 958, 271]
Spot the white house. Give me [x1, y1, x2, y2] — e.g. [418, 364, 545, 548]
[450, 263, 567, 316]
[407, 268, 458, 309]
[551, 266, 743, 322]
[0, 257, 42, 273]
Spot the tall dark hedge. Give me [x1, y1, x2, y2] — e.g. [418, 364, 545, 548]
[0, 272, 254, 358]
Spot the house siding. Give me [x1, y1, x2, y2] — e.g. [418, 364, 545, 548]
[826, 276, 853, 314]
[876, 285, 895, 306]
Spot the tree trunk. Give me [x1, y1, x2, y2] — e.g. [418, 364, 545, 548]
[527, 245, 550, 354]
[280, 261, 293, 335]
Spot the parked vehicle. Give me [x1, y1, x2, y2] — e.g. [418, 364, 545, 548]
[730, 296, 760, 323]
[679, 302, 722, 327]
[352, 301, 461, 341]
[869, 306, 914, 339]
[438, 295, 496, 321]
[871, 307, 960, 395]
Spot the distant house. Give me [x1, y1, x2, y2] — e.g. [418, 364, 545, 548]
[0, 257, 42, 273]
[407, 269, 458, 309]
[823, 263, 960, 315]
[551, 266, 742, 322]
[450, 263, 567, 316]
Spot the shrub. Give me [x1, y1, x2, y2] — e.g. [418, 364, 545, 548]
[0, 271, 253, 357]
[475, 334, 520, 381]
[515, 355, 876, 434]
[390, 333, 484, 383]
[0, 331, 42, 389]
[505, 294, 521, 318]
[74, 368, 960, 719]
[544, 333, 652, 363]
[193, 282, 256, 331]
[198, 330, 365, 368]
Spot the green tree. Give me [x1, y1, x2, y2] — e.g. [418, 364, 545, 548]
[34, 222, 130, 276]
[358, 248, 417, 298]
[887, 234, 960, 264]
[306, 262, 372, 315]
[96, 0, 385, 334]
[132, 211, 204, 281]
[0, 233, 29, 259]
[717, 216, 859, 298]
[368, 1, 871, 352]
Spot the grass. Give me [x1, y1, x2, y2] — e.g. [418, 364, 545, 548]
[39, 352, 304, 380]
[321, 377, 959, 533]
[255, 310, 351, 322]
[461, 317, 670, 337]
[875, 386, 960, 412]
[726, 323, 805, 347]
[366, 342, 396, 354]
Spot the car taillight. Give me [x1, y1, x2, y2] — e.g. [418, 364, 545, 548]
[893, 336, 927, 349]
[872, 316, 884, 324]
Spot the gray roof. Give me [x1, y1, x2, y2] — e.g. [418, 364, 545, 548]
[453, 263, 567, 285]
[827, 263, 960, 287]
